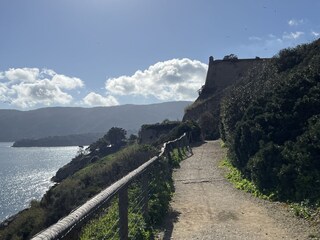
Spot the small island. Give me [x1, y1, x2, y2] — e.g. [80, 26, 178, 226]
[12, 133, 104, 147]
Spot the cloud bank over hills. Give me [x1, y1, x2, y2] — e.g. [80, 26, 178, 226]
[0, 58, 207, 109]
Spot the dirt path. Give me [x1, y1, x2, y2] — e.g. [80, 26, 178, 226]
[161, 141, 318, 240]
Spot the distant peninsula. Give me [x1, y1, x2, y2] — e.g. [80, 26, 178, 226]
[12, 133, 104, 147]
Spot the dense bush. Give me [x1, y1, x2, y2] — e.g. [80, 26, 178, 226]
[220, 39, 320, 202]
[198, 111, 220, 140]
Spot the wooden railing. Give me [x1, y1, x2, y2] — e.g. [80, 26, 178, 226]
[32, 133, 190, 240]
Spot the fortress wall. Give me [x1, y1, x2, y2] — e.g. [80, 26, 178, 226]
[203, 58, 268, 94]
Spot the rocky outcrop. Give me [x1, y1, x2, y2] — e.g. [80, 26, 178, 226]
[52, 155, 97, 182]
[52, 146, 119, 182]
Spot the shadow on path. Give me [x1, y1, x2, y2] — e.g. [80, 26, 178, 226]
[161, 210, 181, 240]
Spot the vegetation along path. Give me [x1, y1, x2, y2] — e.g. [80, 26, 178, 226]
[162, 141, 317, 240]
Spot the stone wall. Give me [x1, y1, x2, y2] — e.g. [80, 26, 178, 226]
[139, 122, 180, 144]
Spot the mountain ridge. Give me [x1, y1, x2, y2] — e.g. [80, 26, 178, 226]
[0, 101, 191, 141]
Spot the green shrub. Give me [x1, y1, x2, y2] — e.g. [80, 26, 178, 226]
[220, 158, 273, 200]
[220, 39, 320, 203]
[0, 202, 46, 240]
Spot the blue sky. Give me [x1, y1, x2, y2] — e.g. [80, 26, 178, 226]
[0, 0, 319, 109]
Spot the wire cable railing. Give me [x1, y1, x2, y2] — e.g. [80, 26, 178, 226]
[31, 133, 190, 240]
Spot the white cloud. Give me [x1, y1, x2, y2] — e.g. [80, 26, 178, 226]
[0, 83, 9, 103]
[40, 68, 56, 77]
[2, 68, 39, 82]
[288, 19, 304, 26]
[283, 31, 304, 40]
[83, 92, 119, 106]
[240, 30, 311, 58]
[0, 68, 84, 108]
[0, 83, 7, 93]
[51, 74, 84, 90]
[11, 81, 73, 108]
[311, 31, 320, 37]
[105, 58, 207, 101]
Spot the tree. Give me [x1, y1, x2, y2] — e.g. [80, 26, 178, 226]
[105, 127, 127, 146]
[128, 134, 138, 144]
[223, 54, 238, 61]
[76, 146, 87, 157]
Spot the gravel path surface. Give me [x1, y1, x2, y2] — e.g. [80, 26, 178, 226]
[161, 141, 318, 240]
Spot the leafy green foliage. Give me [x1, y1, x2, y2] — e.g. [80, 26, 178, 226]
[220, 158, 273, 200]
[168, 147, 188, 168]
[88, 127, 127, 155]
[147, 159, 174, 226]
[198, 111, 220, 140]
[220, 39, 320, 202]
[80, 199, 120, 240]
[290, 200, 314, 219]
[80, 192, 151, 240]
[128, 134, 138, 144]
[0, 201, 46, 240]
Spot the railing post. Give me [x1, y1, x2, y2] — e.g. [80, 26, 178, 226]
[119, 187, 128, 240]
[176, 140, 183, 159]
[186, 133, 193, 154]
[166, 144, 173, 164]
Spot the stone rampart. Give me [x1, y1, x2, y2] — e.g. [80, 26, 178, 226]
[200, 57, 268, 98]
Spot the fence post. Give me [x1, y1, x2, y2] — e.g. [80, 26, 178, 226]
[119, 187, 128, 240]
[166, 143, 173, 165]
[176, 140, 183, 158]
[186, 133, 193, 154]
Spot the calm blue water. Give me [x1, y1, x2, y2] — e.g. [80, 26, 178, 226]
[0, 142, 79, 222]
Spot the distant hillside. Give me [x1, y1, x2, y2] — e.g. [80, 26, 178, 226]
[0, 101, 191, 141]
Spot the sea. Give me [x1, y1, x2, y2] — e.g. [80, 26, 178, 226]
[0, 142, 79, 222]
